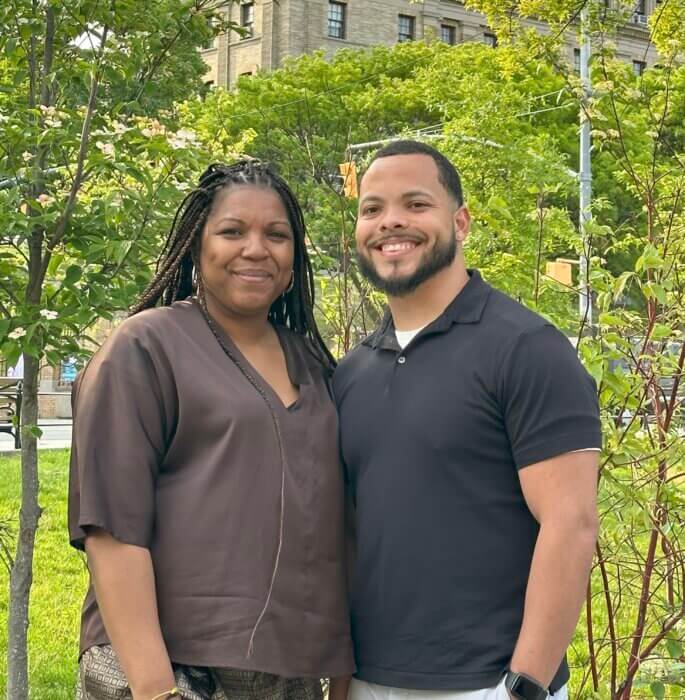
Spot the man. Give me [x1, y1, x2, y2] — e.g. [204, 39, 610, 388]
[334, 141, 601, 700]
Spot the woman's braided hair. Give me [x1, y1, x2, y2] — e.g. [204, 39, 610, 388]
[130, 159, 335, 369]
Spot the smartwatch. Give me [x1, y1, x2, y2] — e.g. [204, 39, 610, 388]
[504, 671, 549, 700]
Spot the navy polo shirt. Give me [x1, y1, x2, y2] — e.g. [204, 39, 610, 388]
[333, 270, 601, 692]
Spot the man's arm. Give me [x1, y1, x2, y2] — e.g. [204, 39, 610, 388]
[85, 528, 177, 700]
[509, 449, 599, 688]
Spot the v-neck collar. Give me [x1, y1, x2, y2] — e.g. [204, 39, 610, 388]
[191, 300, 311, 412]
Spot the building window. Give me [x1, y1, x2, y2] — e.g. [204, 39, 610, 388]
[398, 14, 415, 42]
[574, 48, 581, 74]
[633, 0, 647, 23]
[632, 60, 646, 76]
[483, 32, 497, 47]
[328, 1, 346, 39]
[240, 2, 254, 38]
[440, 24, 456, 45]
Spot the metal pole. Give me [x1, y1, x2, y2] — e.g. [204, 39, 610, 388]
[579, 1, 593, 325]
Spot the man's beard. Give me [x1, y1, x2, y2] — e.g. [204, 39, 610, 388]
[356, 230, 457, 297]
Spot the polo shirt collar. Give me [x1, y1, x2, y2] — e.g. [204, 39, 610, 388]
[363, 269, 491, 351]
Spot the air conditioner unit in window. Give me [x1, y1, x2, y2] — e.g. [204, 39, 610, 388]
[632, 12, 648, 25]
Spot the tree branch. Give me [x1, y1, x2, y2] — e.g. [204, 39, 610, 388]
[38, 24, 110, 286]
[40, 6, 55, 109]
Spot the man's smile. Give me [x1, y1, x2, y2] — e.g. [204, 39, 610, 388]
[370, 235, 424, 259]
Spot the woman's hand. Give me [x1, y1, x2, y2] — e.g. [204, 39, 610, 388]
[329, 676, 351, 700]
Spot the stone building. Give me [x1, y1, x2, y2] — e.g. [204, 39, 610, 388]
[202, 0, 660, 88]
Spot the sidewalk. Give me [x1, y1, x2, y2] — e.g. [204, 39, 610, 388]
[0, 419, 72, 453]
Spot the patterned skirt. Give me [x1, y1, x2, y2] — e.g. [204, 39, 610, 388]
[76, 644, 324, 700]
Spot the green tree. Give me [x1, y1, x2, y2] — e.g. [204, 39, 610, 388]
[460, 3, 685, 697]
[187, 41, 584, 348]
[0, 2, 239, 697]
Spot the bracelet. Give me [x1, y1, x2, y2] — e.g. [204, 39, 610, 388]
[149, 688, 180, 700]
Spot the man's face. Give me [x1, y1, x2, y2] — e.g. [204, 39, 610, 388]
[355, 154, 468, 297]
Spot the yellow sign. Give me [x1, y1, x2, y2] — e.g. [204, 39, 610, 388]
[545, 261, 573, 286]
[339, 161, 358, 199]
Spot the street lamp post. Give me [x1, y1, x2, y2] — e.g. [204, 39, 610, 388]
[579, 1, 593, 326]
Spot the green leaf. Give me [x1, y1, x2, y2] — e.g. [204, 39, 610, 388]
[63, 265, 82, 287]
[25, 424, 43, 439]
[666, 638, 682, 659]
[612, 271, 635, 301]
[649, 682, 665, 700]
[651, 324, 673, 341]
[603, 371, 630, 398]
[652, 284, 668, 304]
[635, 244, 664, 272]
[642, 283, 668, 304]
[47, 253, 65, 277]
[2, 343, 22, 368]
[599, 313, 628, 327]
[586, 359, 604, 385]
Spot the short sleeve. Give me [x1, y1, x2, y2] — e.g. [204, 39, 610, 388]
[68, 319, 173, 550]
[499, 324, 602, 469]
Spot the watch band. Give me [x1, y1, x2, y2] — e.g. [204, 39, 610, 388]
[505, 671, 549, 700]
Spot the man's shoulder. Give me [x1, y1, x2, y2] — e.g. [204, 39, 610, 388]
[482, 285, 552, 340]
[333, 333, 377, 395]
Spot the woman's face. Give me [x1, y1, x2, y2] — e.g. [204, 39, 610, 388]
[199, 184, 295, 320]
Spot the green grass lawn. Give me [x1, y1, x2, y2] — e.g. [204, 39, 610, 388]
[0, 449, 88, 699]
[0, 450, 679, 699]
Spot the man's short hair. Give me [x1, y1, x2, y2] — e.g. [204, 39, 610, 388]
[366, 139, 464, 207]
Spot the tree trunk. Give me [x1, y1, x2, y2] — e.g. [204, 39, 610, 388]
[6, 353, 42, 700]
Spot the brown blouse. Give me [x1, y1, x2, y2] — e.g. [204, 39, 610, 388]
[68, 299, 354, 678]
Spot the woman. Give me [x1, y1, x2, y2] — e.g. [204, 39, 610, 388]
[68, 161, 354, 700]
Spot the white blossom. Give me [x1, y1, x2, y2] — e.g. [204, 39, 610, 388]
[168, 128, 199, 150]
[176, 128, 198, 143]
[141, 119, 165, 138]
[39, 105, 62, 126]
[40, 309, 58, 320]
[96, 141, 115, 157]
[37, 193, 54, 207]
[22, 151, 34, 162]
[9, 327, 26, 340]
